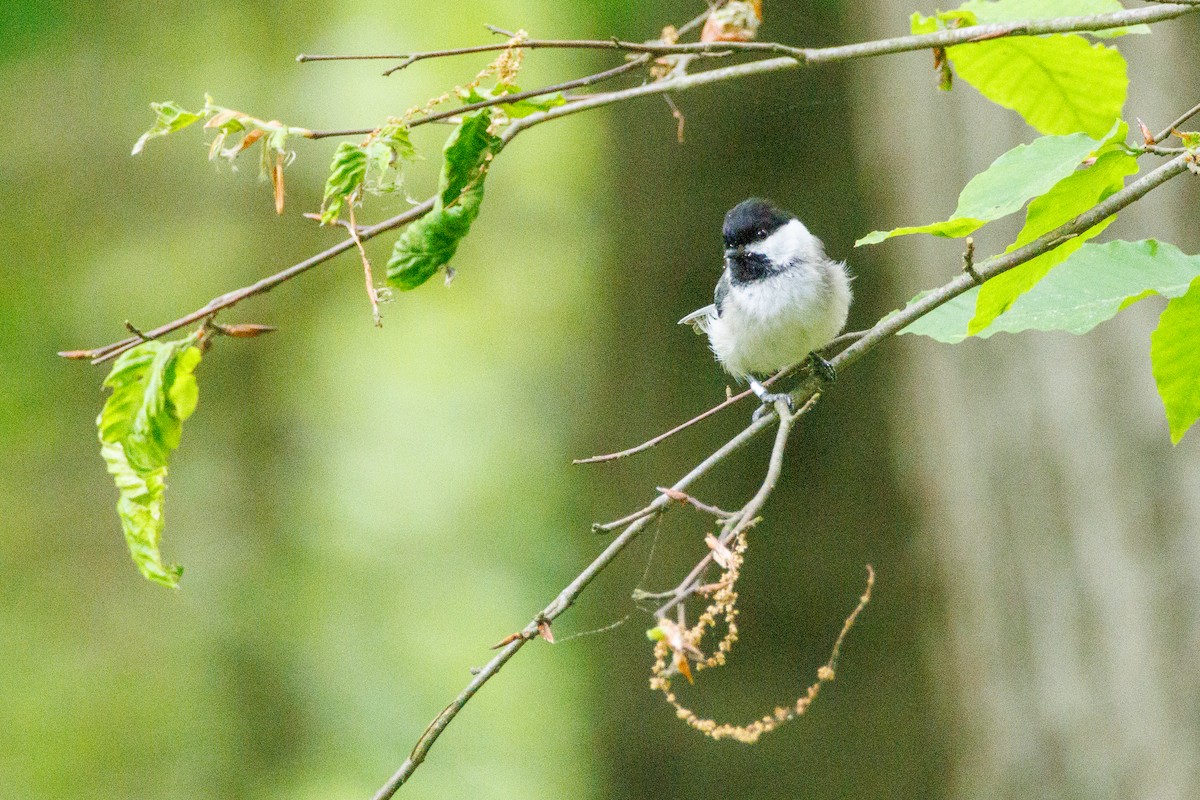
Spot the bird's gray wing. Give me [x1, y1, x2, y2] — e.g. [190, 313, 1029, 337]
[678, 304, 716, 329]
[678, 271, 730, 331]
[713, 271, 730, 316]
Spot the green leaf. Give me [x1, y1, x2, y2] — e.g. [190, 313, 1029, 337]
[460, 84, 567, 118]
[97, 338, 203, 587]
[904, 240, 1200, 344]
[1177, 130, 1200, 150]
[364, 124, 417, 193]
[911, 10, 976, 34]
[319, 124, 418, 224]
[898, 287, 979, 344]
[320, 142, 369, 225]
[386, 111, 502, 290]
[856, 129, 1110, 246]
[947, 34, 1127, 137]
[981, 240, 1200, 336]
[957, 0, 1150, 36]
[969, 132, 1137, 333]
[131, 101, 206, 155]
[1151, 276, 1200, 443]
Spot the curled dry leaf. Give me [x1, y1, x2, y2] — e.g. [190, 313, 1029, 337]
[271, 156, 285, 214]
[228, 126, 265, 155]
[536, 618, 555, 644]
[205, 108, 244, 129]
[491, 632, 524, 649]
[701, 0, 762, 43]
[705, 534, 735, 570]
[216, 323, 277, 338]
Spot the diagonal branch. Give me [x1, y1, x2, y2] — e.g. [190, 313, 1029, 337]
[63, 198, 435, 365]
[500, 4, 1199, 140]
[370, 409, 777, 800]
[1152, 99, 1200, 143]
[65, 3, 1198, 366]
[377, 152, 1195, 796]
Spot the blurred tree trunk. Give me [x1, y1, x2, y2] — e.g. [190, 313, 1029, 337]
[585, 4, 944, 799]
[854, 7, 1200, 799]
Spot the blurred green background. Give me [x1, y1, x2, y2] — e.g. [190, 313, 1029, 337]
[2, 2, 1198, 798]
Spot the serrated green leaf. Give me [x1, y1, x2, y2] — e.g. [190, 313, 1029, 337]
[898, 287, 980, 343]
[856, 129, 1109, 246]
[958, 0, 1150, 36]
[319, 125, 418, 224]
[1151, 276, 1200, 443]
[320, 142, 369, 225]
[905, 240, 1200, 344]
[948, 34, 1127, 137]
[97, 338, 203, 587]
[460, 84, 567, 118]
[911, 10, 976, 34]
[131, 101, 207, 156]
[386, 111, 502, 290]
[362, 124, 416, 194]
[981, 240, 1200, 336]
[969, 132, 1137, 333]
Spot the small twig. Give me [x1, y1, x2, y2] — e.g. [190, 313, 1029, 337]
[663, 94, 686, 143]
[592, 505, 661, 533]
[1139, 144, 1188, 156]
[297, 38, 806, 72]
[308, 58, 648, 140]
[65, 198, 436, 365]
[657, 487, 732, 518]
[654, 392, 821, 619]
[123, 321, 149, 341]
[1152, 99, 1200, 144]
[962, 236, 982, 284]
[370, 410, 776, 800]
[347, 201, 383, 327]
[825, 329, 869, 352]
[573, 367, 792, 464]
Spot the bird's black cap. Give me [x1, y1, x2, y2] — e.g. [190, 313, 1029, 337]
[722, 198, 794, 249]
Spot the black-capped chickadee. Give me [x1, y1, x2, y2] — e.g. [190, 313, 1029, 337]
[680, 198, 851, 412]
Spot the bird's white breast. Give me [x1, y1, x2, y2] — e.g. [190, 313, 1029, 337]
[704, 228, 851, 378]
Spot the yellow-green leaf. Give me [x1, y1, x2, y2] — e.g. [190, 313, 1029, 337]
[97, 337, 203, 587]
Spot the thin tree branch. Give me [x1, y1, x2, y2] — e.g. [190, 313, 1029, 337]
[1152, 99, 1200, 143]
[834, 154, 1194, 373]
[302, 2, 1199, 70]
[573, 367, 792, 464]
[499, 4, 1199, 141]
[370, 409, 777, 800]
[654, 392, 821, 619]
[68, 4, 1198, 367]
[308, 58, 648, 140]
[62, 198, 435, 364]
[645, 154, 1196, 619]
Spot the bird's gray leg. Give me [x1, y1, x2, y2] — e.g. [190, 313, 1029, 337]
[749, 377, 793, 420]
